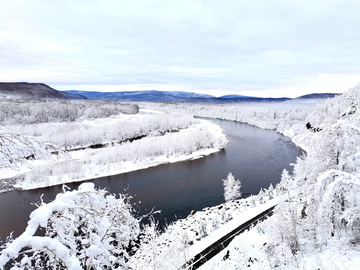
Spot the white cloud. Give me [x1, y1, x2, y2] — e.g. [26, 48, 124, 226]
[1, 0, 359, 97]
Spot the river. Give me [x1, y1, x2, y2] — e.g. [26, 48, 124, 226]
[0, 119, 303, 241]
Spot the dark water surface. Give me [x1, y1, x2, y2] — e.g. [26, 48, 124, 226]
[0, 119, 303, 240]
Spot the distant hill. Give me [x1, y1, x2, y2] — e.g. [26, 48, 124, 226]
[65, 90, 215, 102]
[295, 93, 340, 99]
[59, 91, 88, 100]
[65, 90, 291, 103]
[217, 95, 291, 103]
[218, 94, 253, 99]
[0, 82, 87, 100]
[0, 83, 339, 103]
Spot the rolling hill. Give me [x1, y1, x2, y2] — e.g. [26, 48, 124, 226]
[0, 82, 87, 100]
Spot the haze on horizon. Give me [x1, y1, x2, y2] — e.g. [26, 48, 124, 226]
[1, 0, 360, 98]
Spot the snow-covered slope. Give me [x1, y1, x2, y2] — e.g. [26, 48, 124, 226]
[133, 83, 360, 270]
[199, 84, 360, 269]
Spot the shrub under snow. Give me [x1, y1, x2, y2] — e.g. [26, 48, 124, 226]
[0, 183, 139, 270]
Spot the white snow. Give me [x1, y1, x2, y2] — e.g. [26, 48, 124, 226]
[131, 88, 360, 269]
[2, 87, 360, 269]
[6, 113, 227, 190]
[131, 187, 280, 269]
[0, 182, 139, 269]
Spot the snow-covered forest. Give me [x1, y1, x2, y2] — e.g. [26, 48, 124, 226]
[0, 100, 227, 190]
[130, 85, 360, 269]
[1, 84, 360, 269]
[134, 85, 360, 269]
[0, 99, 139, 125]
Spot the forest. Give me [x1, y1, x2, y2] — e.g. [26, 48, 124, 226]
[1, 84, 360, 269]
[0, 99, 227, 189]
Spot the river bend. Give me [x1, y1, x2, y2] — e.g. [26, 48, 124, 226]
[0, 119, 302, 240]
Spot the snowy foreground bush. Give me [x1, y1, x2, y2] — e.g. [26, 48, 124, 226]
[0, 183, 139, 270]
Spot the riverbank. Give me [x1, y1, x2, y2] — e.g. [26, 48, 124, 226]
[3, 90, 359, 269]
[131, 186, 281, 269]
[0, 117, 300, 246]
[1, 117, 227, 191]
[134, 89, 360, 269]
[196, 88, 360, 269]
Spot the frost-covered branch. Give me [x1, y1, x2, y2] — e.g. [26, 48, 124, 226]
[0, 183, 140, 270]
[0, 132, 62, 170]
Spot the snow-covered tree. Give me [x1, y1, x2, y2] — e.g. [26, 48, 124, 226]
[223, 172, 241, 202]
[0, 183, 140, 270]
[0, 132, 61, 170]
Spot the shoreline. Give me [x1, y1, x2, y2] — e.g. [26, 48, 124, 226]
[1, 119, 227, 191]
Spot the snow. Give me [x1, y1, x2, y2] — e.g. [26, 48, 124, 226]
[131, 87, 360, 269]
[131, 186, 280, 269]
[197, 227, 360, 270]
[187, 198, 279, 258]
[0, 182, 140, 269]
[2, 111, 227, 190]
[2, 86, 360, 269]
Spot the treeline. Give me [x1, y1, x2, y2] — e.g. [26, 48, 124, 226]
[0, 99, 139, 125]
[137, 87, 360, 268]
[204, 84, 360, 268]
[271, 86, 360, 255]
[141, 99, 318, 133]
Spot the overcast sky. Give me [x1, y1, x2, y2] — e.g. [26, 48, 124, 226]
[1, 0, 359, 97]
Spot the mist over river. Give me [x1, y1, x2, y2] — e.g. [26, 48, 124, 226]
[0, 119, 303, 240]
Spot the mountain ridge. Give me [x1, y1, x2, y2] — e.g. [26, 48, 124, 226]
[66, 90, 339, 103]
[0, 82, 340, 103]
[65, 90, 293, 103]
[0, 82, 87, 100]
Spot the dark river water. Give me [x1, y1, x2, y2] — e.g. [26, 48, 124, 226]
[0, 119, 303, 241]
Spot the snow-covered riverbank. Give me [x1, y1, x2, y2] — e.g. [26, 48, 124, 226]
[2, 117, 227, 190]
[198, 87, 360, 269]
[2, 85, 360, 269]
[131, 186, 280, 269]
[133, 85, 360, 269]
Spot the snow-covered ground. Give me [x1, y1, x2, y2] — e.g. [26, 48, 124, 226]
[198, 220, 360, 270]
[131, 187, 280, 269]
[132, 85, 360, 270]
[0, 112, 227, 190]
[196, 88, 360, 269]
[2, 85, 360, 269]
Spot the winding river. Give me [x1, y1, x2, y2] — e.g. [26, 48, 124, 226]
[0, 119, 303, 241]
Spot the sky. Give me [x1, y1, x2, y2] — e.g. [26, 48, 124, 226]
[1, 0, 360, 98]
